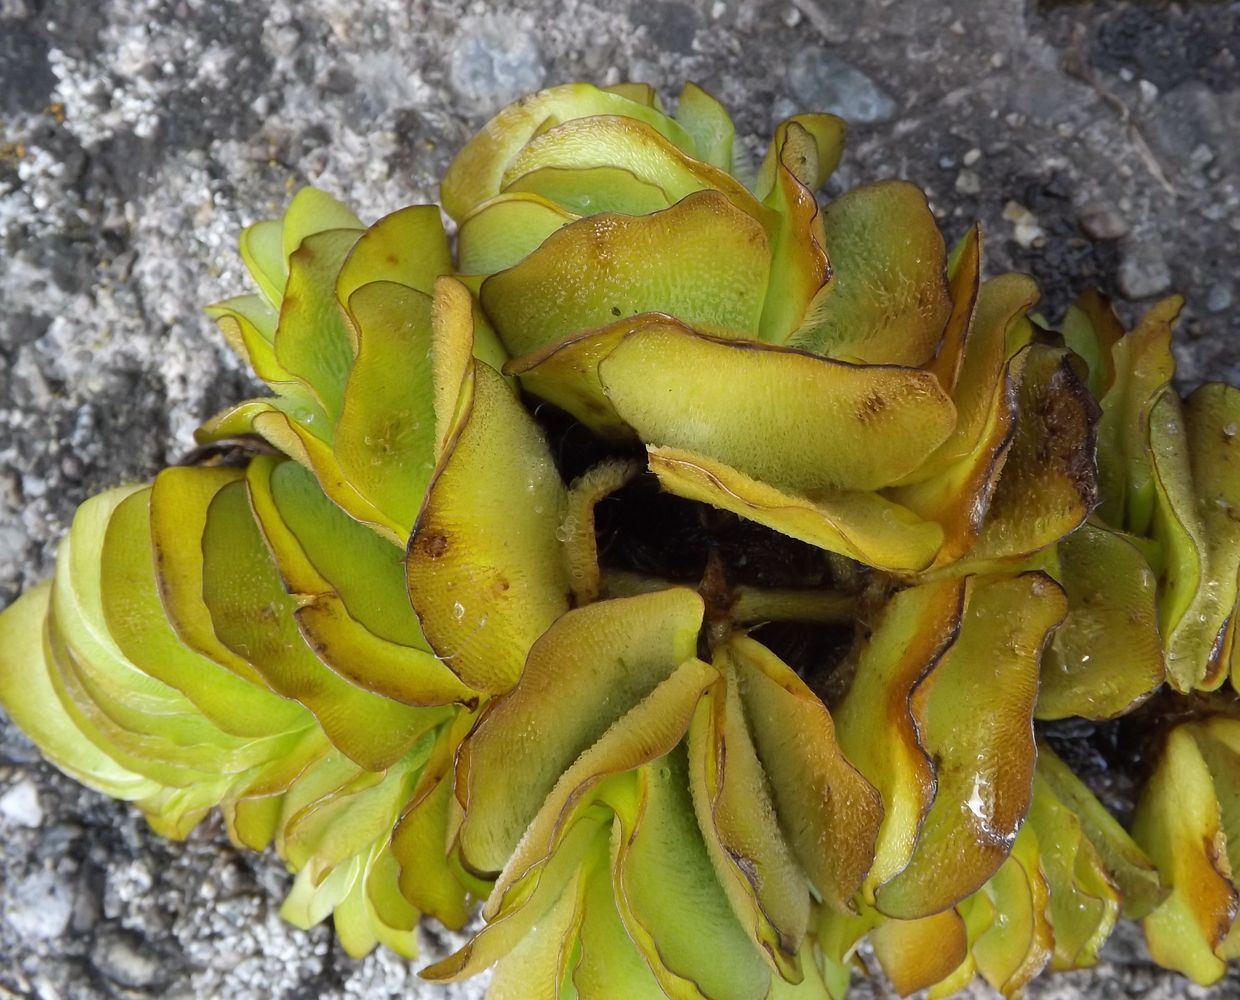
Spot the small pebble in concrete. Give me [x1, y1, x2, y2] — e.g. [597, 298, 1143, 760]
[6, 869, 73, 941]
[786, 48, 896, 124]
[1078, 200, 1131, 240]
[1207, 283, 1233, 313]
[1003, 201, 1045, 248]
[1119, 240, 1173, 299]
[0, 778, 43, 827]
[449, 16, 545, 111]
[92, 930, 164, 989]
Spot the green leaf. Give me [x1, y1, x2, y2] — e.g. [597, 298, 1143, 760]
[441, 82, 697, 220]
[601, 326, 956, 493]
[834, 580, 966, 897]
[874, 574, 1066, 919]
[481, 191, 772, 357]
[406, 362, 569, 694]
[202, 479, 437, 770]
[455, 588, 703, 875]
[788, 181, 950, 366]
[612, 753, 772, 1000]
[0, 583, 160, 801]
[729, 635, 882, 912]
[1038, 522, 1165, 719]
[674, 82, 736, 171]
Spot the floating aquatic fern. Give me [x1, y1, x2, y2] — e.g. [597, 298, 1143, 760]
[2, 81, 1240, 997]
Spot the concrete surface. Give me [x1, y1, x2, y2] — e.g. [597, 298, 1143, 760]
[1, 0, 1239, 996]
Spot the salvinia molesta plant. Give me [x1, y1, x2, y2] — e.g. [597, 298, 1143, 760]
[3, 80, 1240, 998]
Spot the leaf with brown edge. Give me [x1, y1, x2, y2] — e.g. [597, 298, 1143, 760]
[688, 649, 811, 981]
[601, 327, 956, 493]
[499, 115, 765, 220]
[1038, 522, 1164, 720]
[406, 361, 569, 695]
[150, 467, 276, 690]
[1158, 383, 1240, 692]
[482, 658, 717, 924]
[952, 345, 1100, 569]
[757, 121, 831, 344]
[295, 596, 476, 708]
[887, 346, 1024, 568]
[647, 445, 944, 572]
[454, 588, 703, 877]
[429, 276, 477, 458]
[874, 573, 1066, 920]
[788, 181, 950, 367]
[970, 825, 1054, 998]
[440, 82, 697, 221]
[274, 228, 363, 422]
[830, 579, 967, 900]
[871, 908, 968, 997]
[480, 191, 772, 357]
[420, 816, 607, 983]
[1060, 288, 1124, 401]
[335, 204, 451, 304]
[274, 750, 380, 863]
[505, 163, 674, 217]
[1034, 741, 1165, 921]
[198, 399, 400, 541]
[222, 726, 332, 852]
[900, 273, 1038, 484]
[457, 191, 578, 276]
[391, 712, 476, 931]
[1026, 774, 1121, 971]
[574, 826, 672, 1000]
[924, 224, 983, 396]
[1096, 294, 1183, 534]
[427, 661, 715, 984]
[1148, 391, 1208, 692]
[729, 634, 882, 912]
[101, 486, 309, 739]
[1195, 717, 1240, 906]
[202, 479, 438, 771]
[1134, 724, 1237, 985]
[256, 457, 428, 649]
[485, 841, 591, 1000]
[201, 296, 335, 450]
[505, 314, 695, 443]
[611, 752, 773, 1000]
[754, 114, 846, 200]
[334, 281, 437, 534]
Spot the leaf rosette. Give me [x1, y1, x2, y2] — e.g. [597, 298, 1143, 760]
[0, 79, 1237, 999]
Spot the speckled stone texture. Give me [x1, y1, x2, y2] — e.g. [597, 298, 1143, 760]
[1, 1, 1238, 997]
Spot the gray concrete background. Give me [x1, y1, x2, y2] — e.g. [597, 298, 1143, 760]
[1, 0, 1238, 996]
